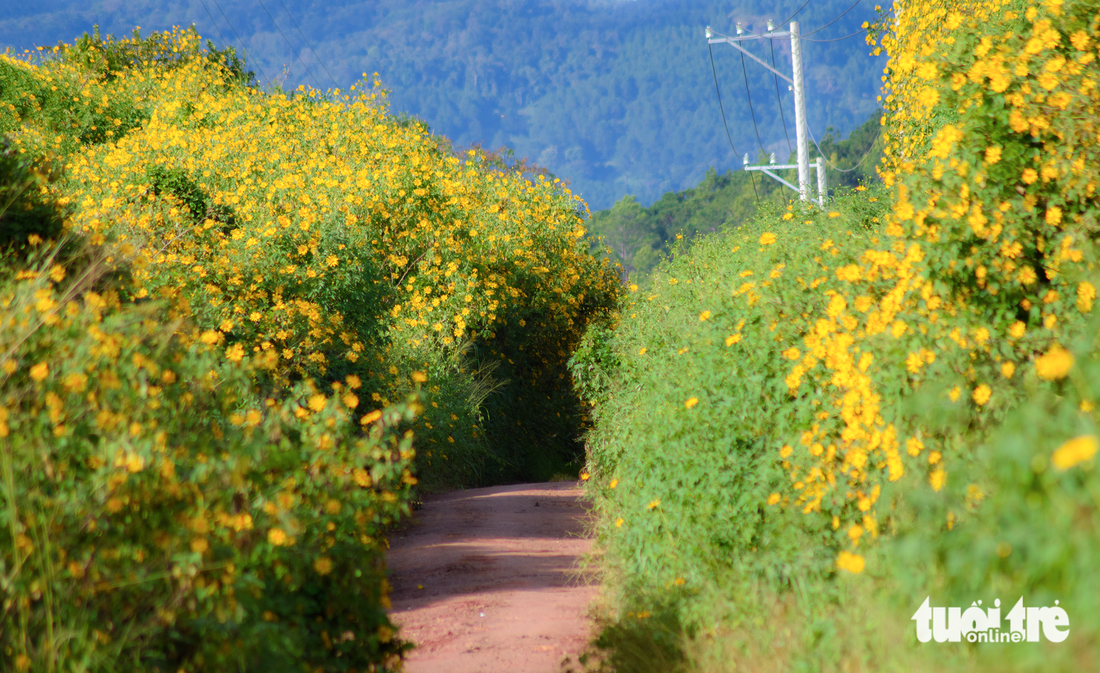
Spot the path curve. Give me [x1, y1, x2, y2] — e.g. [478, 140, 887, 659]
[387, 482, 596, 673]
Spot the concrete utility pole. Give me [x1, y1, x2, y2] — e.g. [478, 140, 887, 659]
[790, 22, 810, 202]
[706, 21, 826, 205]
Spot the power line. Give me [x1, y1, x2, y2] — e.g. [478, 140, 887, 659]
[805, 29, 868, 42]
[769, 41, 793, 155]
[739, 51, 767, 156]
[275, 0, 341, 89]
[779, 0, 813, 26]
[708, 43, 759, 200]
[254, 0, 323, 90]
[208, 0, 271, 87]
[804, 0, 862, 36]
[197, 0, 236, 62]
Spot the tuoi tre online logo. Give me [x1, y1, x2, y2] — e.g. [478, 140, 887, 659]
[912, 597, 1069, 643]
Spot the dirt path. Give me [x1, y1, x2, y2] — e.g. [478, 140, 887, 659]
[387, 482, 597, 673]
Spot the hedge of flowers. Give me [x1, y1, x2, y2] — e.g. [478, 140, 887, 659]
[578, 0, 1100, 666]
[1, 26, 617, 672]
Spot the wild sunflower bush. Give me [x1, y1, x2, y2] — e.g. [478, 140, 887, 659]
[578, 0, 1100, 668]
[0, 22, 616, 673]
[0, 244, 417, 672]
[1, 25, 617, 486]
[2, 25, 617, 486]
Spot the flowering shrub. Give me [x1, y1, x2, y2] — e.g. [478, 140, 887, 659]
[0, 23, 617, 673]
[580, 0, 1100, 666]
[1, 26, 618, 485]
[0, 246, 417, 671]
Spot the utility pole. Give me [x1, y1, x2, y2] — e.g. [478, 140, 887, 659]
[706, 21, 826, 205]
[790, 22, 810, 202]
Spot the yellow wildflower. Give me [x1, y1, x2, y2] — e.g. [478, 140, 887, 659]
[313, 557, 334, 575]
[836, 551, 865, 574]
[1051, 435, 1098, 470]
[1035, 345, 1074, 380]
[307, 394, 327, 412]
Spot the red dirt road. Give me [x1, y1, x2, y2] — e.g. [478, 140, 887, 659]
[387, 482, 597, 673]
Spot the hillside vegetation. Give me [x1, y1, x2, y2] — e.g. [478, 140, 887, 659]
[573, 0, 1100, 669]
[0, 27, 616, 671]
[0, 0, 884, 209]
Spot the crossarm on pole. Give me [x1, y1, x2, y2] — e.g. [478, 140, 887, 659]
[707, 39, 794, 85]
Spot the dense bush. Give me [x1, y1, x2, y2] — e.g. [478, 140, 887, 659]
[2, 25, 618, 488]
[0, 138, 66, 257]
[0, 246, 417, 672]
[577, 0, 1100, 668]
[0, 23, 616, 673]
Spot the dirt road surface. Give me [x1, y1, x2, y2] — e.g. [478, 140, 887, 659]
[387, 482, 597, 673]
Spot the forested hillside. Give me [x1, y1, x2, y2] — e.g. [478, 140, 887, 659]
[1, 0, 883, 209]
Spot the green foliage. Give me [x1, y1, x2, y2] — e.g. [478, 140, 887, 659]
[578, 1, 1100, 669]
[0, 245, 416, 672]
[0, 23, 620, 672]
[0, 137, 66, 255]
[583, 189, 890, 609]
[878, 327, 1100, 672]
[812, 112, 885, 189]
[569, 319, 620, 409]
[64, 25, 255, 87]
[143, 165, 235, 227]
[0, 46, 147, 155]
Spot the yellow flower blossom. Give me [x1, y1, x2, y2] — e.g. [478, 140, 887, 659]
[836, 551, 865, 574]
[225, 343, 245, 363]
[1051, 435, 1098, 470]
[1035, 344, 1074, 380]
[307, 394, 328, 412]
[313, 557, 334, 575]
